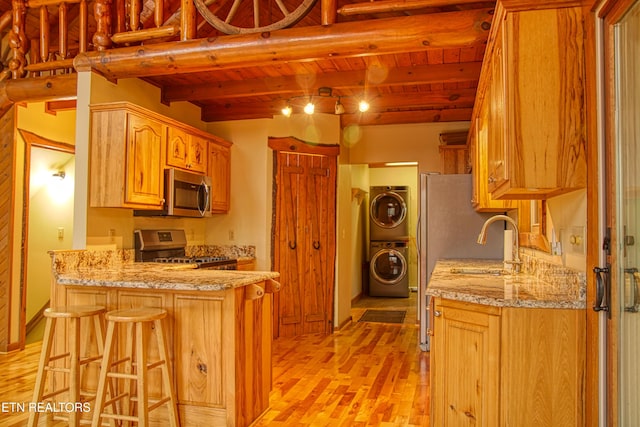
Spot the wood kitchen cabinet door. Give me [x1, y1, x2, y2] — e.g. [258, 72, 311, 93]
[431, 298, 500, 427]
[125, 113, 165, 206]
[270, 137, 338, 338]
[166, 127, 208, 174]
[208, 141, 232, 213]
[494, 6, 586, 199]
[90, 105, 165, 209]
[472, 5, 587, 201]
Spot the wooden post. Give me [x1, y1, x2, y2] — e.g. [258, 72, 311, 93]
[93, 0, 112, 51]
[39, 5, 49, 63]
[180, 0, 195, 40]
[9, 0, 28, 79]
[79, 0, 87, 53]
[59, 2, 68, 59]
[321, 0, 337, 25]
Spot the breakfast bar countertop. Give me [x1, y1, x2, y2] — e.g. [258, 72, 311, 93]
[426, 259, 586, 310]
[54, 262, 280, 292]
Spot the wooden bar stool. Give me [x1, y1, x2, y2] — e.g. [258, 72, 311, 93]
[91, 307, 179, 427]
[28, 305, 108, 427]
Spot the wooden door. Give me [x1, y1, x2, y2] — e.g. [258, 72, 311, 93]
[270, 137, 338, 338]
[595, 1, 640, 425]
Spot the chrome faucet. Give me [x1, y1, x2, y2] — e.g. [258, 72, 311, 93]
[477, 214, 522, 273]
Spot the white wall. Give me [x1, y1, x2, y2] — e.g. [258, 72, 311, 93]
[349, 121, 470, 173]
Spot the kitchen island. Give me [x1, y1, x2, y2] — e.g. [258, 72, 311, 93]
[49, 249, 280, 427]
[427, 259, 586, 427]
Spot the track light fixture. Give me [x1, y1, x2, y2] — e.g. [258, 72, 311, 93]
[281, 87, 370, 117]
[281, 104, 292, 117]
[303, 98, 315, 115]
[334, 98, 345, 115]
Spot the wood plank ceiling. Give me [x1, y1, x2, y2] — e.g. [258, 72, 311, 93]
[0, 0, 495, 126]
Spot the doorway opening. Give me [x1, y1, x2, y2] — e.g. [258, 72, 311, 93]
[19, 129, 75, 346]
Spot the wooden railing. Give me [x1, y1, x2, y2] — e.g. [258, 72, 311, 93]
[7, 0, 190, 79]
[3, 0, 475, 82]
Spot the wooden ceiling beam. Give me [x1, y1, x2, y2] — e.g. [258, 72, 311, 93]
[340, 107, 473, 126]
[200, 88, 476, 121]
[338, 0, 490, 16]
[74, 9, 493, 79]
[161, 62, 482, 102]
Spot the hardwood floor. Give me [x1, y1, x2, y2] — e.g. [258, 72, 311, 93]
[0, 292, 430, 426]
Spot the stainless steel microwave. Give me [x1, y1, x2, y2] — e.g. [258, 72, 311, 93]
[134, 168, 212, 218]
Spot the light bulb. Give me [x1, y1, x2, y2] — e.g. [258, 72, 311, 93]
[304, 101, 315, 115]
[358, 100, 370, 112]
[281, 105, 292, 117]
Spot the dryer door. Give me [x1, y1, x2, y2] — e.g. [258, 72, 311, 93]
[370, 191, 407, 229]
[370, 248, 408, 285]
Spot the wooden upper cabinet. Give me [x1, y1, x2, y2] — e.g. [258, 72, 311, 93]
[166, 127, 208, 174]
[90, 105, 165, 209]
[208, 139, 232, 213]
[90, 102, 233, 211]
[478, 5, 587, 200]
[471, 88, 515, 212]
[125, 113, 165, 206]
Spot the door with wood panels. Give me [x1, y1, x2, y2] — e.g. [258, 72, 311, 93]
[594, 1, 640, 425]
[270, 137, 338, 338]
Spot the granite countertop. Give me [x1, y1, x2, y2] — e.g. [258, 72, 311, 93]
[426, 259, 586, 309]
[55, 263, 280, 292]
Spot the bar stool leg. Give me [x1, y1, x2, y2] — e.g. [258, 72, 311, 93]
[69, 317, 80, 426]
[92, 321, 116, 427]
[123, 322, 135, 427]
[27, 317, 56, 427]
[154, 318, 179, 427]
[137, 322, 149, 427]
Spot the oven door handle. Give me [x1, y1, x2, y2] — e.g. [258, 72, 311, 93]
[198, 182, 210, 217]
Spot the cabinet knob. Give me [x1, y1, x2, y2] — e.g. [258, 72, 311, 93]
[434, 310, 441, 317]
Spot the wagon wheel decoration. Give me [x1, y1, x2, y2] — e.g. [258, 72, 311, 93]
[194, 0, 318, 35]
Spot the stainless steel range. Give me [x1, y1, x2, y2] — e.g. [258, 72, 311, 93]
[134, 229, 237, 270]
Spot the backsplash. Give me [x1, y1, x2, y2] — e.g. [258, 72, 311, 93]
[186, 245, 256, 258]
[520, 249, 587, 302]
[51, 245, 256, 274]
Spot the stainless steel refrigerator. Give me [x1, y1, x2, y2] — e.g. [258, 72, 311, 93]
[417, 173, 504, 351]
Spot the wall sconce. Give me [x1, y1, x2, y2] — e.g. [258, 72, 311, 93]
[358, 100, 370, 112]
[281, 104, 292, 117]
[52, 170, 65, 180]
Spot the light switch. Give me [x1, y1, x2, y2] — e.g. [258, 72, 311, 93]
[567, 226, 585, 254]
[57, 227, 64, 240]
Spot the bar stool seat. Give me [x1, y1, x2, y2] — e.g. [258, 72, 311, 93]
[91, 307, 179, 427]
[28, 305, 107, 427]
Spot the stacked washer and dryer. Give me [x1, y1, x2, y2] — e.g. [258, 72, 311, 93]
[368, 186, 410, 297]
